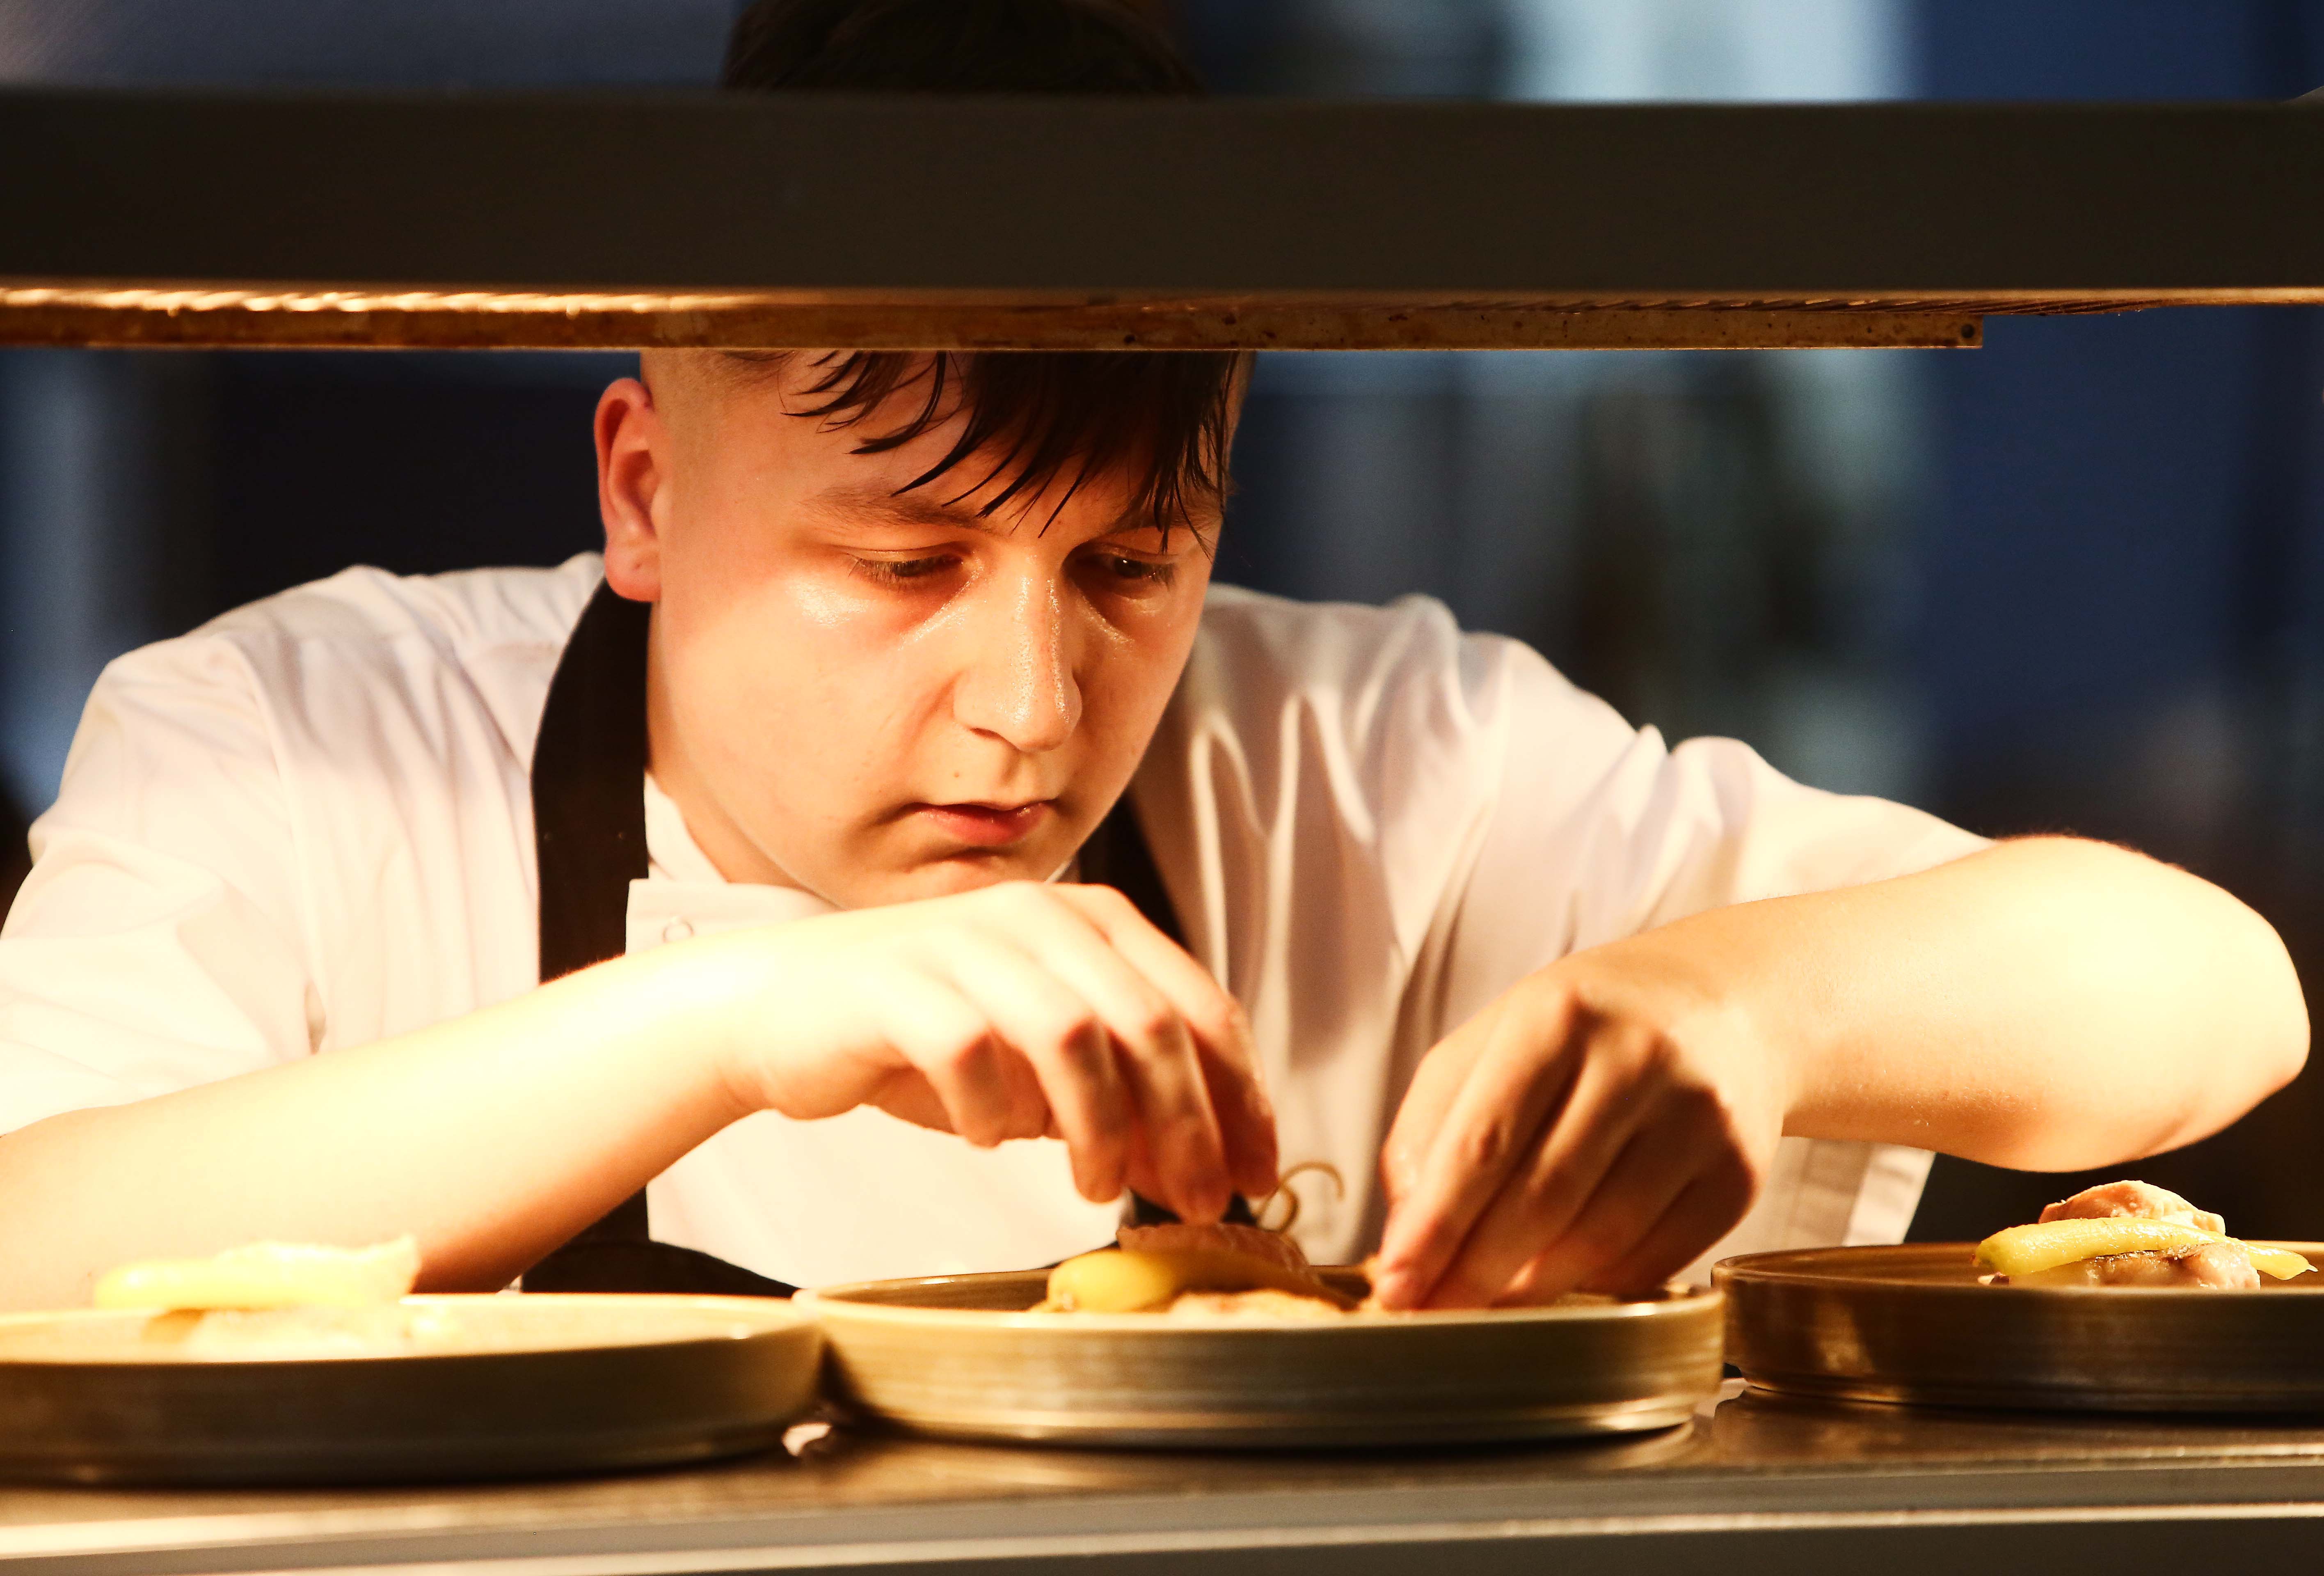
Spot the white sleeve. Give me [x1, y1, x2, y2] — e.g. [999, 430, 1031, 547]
[1435, 637, 1989, 1035]
[1137, 589, 1985, 1264]
[0, 635, 318, 1134]
[1426, 633, 1990, 1268]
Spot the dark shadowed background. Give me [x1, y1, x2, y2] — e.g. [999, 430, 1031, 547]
[4, 0, 2322, 1242]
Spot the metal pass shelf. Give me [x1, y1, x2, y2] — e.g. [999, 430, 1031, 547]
[3, 92, 2322, 350]
[6, 1391, 2324, 1574]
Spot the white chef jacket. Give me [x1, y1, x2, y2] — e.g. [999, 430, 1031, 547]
[0, 554, 1985, 1287]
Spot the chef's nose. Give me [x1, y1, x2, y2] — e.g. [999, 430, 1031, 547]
[953, 570, 1081, 754]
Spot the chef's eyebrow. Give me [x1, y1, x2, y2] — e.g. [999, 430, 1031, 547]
[810, 483, 1176, 540]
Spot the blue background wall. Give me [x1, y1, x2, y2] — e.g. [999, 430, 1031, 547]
[1902, 0, 2324, 1235]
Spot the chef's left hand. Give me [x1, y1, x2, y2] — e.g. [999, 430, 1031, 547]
[1368, 937, 1789, 1310]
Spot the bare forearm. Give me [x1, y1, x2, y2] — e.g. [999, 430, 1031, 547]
[0, 880, 1276, 1313]
[0, 949, 747, 1311]
[1635, 837, 2308, 1170]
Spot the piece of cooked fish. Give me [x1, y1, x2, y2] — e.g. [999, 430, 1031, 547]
[2039, 1180, 2227, 1236]
[137, 1301, 471, 1356]
[1115, 1222, 1320, 1277]
[1163, 1289, 1350, 1322]
[2003, 1239, 2262, 1290]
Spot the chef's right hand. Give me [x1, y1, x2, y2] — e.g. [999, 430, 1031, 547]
[683, 881, 1275, 1223]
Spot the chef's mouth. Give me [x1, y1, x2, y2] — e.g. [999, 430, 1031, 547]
[912, 799, 1057, 848]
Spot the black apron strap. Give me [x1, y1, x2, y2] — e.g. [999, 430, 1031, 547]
[1074, 794, 1184, 950]
[520, 581, 1243, 1293]
[522, 584, 796, 1297]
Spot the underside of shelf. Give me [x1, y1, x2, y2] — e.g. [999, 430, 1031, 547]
[0, 286, 2015, 350]
[5, 93, 2319, 351]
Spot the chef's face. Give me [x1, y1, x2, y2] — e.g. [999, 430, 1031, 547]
[595, 351, 1221, 908]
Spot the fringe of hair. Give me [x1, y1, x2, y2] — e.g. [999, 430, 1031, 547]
[728, 349, 1248, 540]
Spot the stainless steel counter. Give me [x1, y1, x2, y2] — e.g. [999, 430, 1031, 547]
[6, 1388, 2324, 1575]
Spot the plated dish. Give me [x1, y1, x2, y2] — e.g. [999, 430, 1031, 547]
[1719, 1181, 2324, 1414]
[0, 1239, 821, 1484]
[1975, 1181, 2314, 1289]
[0, 1294, 820, 1484]
[801, 1254, 1722, 1448]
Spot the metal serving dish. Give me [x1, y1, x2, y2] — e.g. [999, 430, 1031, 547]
[798, 1268, 1722, 1448]
[1718, 1242, 2324, 1414]
[0, 1293, 821, 1484]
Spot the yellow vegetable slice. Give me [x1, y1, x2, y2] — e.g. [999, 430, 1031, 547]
[1976, 1219, 2313, 1282]
[92, 1236, 422, 1311]
[1043, 1248, 1191, 1312]
[2245, 1244, 2316, 1281]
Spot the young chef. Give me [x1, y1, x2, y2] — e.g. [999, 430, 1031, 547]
[0, 0, 2306, 1313]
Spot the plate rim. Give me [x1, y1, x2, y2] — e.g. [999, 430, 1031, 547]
[797, 1268, 1720, 1332]
[1713, 1241, 2324, 1297]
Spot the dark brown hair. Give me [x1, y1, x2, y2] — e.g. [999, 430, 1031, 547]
[722, 0, 1248, 536]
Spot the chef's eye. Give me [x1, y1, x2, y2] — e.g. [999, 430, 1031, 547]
[1092, 554, 1176, 587]
[852, 555, 957, 586]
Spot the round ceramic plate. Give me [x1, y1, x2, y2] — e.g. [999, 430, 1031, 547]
[1717, 1242, 2324, 1413]
[796, 1269, 1722, 1448]
[0, 1293, 821, 1484]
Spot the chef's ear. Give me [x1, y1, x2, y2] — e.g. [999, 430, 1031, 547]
[597, 373, 668, 602]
